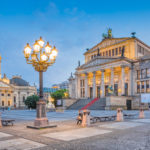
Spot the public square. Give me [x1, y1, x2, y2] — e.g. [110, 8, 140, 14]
[1, 0, 150, 150]
[0, 110, 150, 150]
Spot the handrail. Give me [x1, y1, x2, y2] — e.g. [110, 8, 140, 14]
[80, 98, 99, 110]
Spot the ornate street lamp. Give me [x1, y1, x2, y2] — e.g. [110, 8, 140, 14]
[23, 37, 58, 128]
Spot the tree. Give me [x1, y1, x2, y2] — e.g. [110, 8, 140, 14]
[51, 89, 68, 107]
[24, 95, 39, 109]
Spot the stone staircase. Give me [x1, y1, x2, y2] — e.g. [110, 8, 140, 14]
[67, 98, 106, 110]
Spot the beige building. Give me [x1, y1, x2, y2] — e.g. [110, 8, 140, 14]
[0, 56, 37, 108]
[69, 31, 150, 110]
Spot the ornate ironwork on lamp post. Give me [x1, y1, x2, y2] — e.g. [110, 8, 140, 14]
[23, 37, 58, 127]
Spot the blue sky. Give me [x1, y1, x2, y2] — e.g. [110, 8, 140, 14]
[0, 0, 150, 87]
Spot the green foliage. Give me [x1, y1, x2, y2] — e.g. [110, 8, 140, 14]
[24, 95, 39, 109]
[51, 89, 68, 107]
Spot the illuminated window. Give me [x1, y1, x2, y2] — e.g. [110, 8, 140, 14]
[146, 80, 150, 93]
[137, 81, 140, 93]
[8, 101, 10, 106]
[2, 101, 4, 106]
[115, 48, 118, 55]
[141, 81, 145, 93]
[119, 47, 122, 54]
[109, 50, 111, 56]
[112, 49, 114, 56]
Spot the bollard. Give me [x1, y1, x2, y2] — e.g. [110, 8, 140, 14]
[139, 108, 145, 119]
[116, 108, 123, 122]
[81, 109, 90, 127]
[0, 114, 1, 127]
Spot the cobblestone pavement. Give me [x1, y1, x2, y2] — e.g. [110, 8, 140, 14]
[0, 110, 150, 150]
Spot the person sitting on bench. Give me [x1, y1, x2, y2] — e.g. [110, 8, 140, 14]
[77, 110, 83, 125]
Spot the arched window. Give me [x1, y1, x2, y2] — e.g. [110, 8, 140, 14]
[8, 101, 10, 106]
[23, 96, 25, 102]
[14, 96, 16, 103]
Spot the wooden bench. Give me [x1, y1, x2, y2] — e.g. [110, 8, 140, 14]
[91, 115, 116, 123]
[1, 119, 15, 126]
[124, 114, 136, 119]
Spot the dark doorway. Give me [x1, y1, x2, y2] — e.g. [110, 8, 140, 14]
[125, 83, 128, 96]
[126, 100, 132, 110]
[105, 85, 109, 96]
[90, 87, 93, 98]
[114, 84, 118, 96]
[97, 86, 100, 98]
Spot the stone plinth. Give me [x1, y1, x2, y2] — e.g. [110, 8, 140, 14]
[139, 108, 145, 119]
[116, 108, 124, 122]
[82, 110, 90, 127]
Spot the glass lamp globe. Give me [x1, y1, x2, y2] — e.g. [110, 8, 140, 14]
[45, 42, 52, 54]
[41, 52, 48, 62]
[49, 53, 55, 61]
[51, 46, 58, 57]
[33, 40, 40, 53]
[38, 37, 44, 48]
[24, 43, 32, 58]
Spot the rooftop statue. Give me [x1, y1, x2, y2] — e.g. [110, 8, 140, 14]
[102, 28, 113, 39]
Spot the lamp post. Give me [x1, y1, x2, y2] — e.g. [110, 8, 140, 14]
[23, 37, 58, 127]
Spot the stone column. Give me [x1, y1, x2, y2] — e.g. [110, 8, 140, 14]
[121, 65, 125, 95]
[75, 73, 80, 99]
[101, 69, 105, 97]
[129, 66, 134, 96]
[111, 68, 114, 88]
[84, 73, 89, 98]
[93, 71, 96, 98]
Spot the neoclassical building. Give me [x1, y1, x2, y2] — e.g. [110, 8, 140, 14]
[69, 30, 150, 109]
[0, 56, 37, 108]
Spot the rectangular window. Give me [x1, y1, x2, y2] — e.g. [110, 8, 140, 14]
[112, 49, 114, 56]
[141, 69, 146, 79]
[141, 81, 145, 93]
[147, 68, 150, 78]
[146, 80, 150, 93]
[137, 81, 140, 93]
[137, 70, 140, 79]
[103, 52, 105, 56]
[106, 51, 108, 56]
[115, 48, 118, 55]
[109, 50, 111, 56]
[119, 47, 122, 54]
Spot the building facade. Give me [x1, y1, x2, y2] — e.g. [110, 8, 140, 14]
[0, 56, 37, 108]
[69, 31, 150, 109]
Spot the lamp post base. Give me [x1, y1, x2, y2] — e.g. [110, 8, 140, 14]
[27, 100, 57, 129]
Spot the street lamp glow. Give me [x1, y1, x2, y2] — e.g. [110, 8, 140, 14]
[24, 43, 32, 58]
[33, 40, 40, 53]
[23, 37, 58, 128]
[51, 46, 58, 57]
[38, 37, 44, 48]
[41, 52, 48, 62]
[45, 42, 52, 54]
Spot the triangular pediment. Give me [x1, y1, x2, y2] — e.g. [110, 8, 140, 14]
[85, 38, 130, 54]
[97, 38, 129, 49]
[78, 57, 119, 69]
[0, 80, 11, 88]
